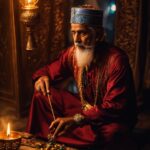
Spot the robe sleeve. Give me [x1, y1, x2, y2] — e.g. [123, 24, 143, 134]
[85, 53, 137, 124]
[102, 54, 130, 110]
[32, 47, 73, 84]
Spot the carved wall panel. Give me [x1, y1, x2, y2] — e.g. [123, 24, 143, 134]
[115, 0, 141, 71]
[0, 0, 12, 92]
[0, 0, 20, 104]
[0, 0, 16, 101]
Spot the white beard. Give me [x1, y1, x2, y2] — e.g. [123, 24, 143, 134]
[74, 27, 96, 68]
[75, 46, 94, 68]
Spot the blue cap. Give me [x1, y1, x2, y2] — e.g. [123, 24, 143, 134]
[70, 7, 103, 27]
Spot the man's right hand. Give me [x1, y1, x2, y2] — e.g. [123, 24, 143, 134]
[34, 76, 50, 95]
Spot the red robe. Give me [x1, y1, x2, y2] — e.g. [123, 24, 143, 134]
[26, 42, 137, 148]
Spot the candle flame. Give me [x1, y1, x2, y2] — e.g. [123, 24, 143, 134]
[7, 123, 10, 137]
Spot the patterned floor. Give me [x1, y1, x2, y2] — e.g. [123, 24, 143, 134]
[0, 104, 150, 150]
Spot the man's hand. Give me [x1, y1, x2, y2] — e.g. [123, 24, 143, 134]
[34, 76, 50, 95]
[49, 117, 75, 138]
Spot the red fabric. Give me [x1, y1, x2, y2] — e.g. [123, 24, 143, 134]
[27, 42, 137, 148]
[26, 88, 130, 148]
[82, 105, 101, 120]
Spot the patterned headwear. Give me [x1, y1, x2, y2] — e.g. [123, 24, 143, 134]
[70, 7, 103, 27]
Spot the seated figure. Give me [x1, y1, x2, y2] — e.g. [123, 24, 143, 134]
[26, 5, 137, 150]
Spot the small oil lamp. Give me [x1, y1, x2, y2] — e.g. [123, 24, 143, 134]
[0, 123, 21, 150]
[19, 0, 39, 50]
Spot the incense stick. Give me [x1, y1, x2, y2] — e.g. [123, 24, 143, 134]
[47, 93, 56, 121]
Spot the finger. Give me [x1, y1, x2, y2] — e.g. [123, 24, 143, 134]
[53, 121, 63, 138]
[34, 81, 40, 91]
[58, 125, 70, 136]
[35, 85, 41, 92]
[44, 78, 50, 94]
[40, 81, 46, 95]
[49, 127, 55, 133]
[58, 130, 65, 136]
[49, 121, 58, 130]
[49, 118, 60, 129]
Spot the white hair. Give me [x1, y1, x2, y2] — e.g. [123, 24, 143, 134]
[75, 46, 94, 68]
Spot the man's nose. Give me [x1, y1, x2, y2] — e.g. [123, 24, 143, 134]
[74, 33, 81, 43]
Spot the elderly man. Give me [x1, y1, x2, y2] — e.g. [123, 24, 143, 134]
[26, 6, 137, 150]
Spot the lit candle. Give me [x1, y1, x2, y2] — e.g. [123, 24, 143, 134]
[7, 123, 10, 138]
[0, 123, 22, 149]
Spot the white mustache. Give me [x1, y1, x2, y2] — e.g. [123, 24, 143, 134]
[74, 42, 84, 47]
[74, 42, 94, 49]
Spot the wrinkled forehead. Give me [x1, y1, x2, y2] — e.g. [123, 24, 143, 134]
[71, 23, 89, 30]
[70, 23, 102, 35]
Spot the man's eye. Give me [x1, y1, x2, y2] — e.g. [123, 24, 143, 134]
[81, 32, 87, 36]
[71, 31, 75, 34]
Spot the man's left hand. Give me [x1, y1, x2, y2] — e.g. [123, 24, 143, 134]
[49, 117, 75, 138]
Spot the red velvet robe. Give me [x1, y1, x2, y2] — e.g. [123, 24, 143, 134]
[26, 42, 137, 148]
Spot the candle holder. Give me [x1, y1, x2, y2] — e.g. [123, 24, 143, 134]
[0, 131, 21, 150]
[19, 0, 39, 50]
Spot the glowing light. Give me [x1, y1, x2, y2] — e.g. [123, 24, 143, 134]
[110, 4, 116, 12]
[7, 123, 10, 137]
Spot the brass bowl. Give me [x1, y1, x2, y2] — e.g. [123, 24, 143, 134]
[0, 131, 21, 150]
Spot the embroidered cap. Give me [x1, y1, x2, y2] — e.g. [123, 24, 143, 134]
[70, 7, 103, 27]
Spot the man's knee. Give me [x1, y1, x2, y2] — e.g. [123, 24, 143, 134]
[97, 123, 136, 150]
[33, 91, 45, 103]
[100, 123, 129, 144]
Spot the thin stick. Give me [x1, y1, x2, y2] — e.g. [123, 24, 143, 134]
[47, 93, 56, 121]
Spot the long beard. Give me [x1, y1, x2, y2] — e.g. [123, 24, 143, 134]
[75, 46, 94, 68]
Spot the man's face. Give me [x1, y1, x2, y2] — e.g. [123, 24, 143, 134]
[71, 24, 96, 49]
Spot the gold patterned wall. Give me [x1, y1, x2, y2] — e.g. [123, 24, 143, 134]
[115, 0, 141, 72]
